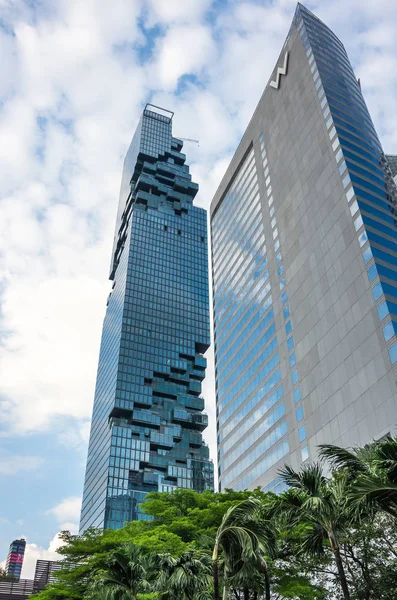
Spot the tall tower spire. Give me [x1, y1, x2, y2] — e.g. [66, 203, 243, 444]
[80, 104, 213, 531]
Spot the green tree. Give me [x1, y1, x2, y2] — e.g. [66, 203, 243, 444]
[319, 437, 397, 518]
[212, 497, 276, 600]
[278, 463, 351, 600]
[93, 544, 153, 600]
[35, 485, 397, 600]
[156, 550, 212, 600]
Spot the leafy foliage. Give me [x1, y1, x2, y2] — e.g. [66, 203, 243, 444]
[33, 438, 397, 600]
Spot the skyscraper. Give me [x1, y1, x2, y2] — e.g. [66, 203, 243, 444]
[387, 155, 397, 182]
[211, 3, 397, 492]
[80, 104, 213, 531]
[5, 539, 25, 580]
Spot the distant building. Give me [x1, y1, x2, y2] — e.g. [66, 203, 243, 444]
[5, 540, 25, 580]
[386, 155, 397, 178]
[387, 156, 397, 186]
[33, 561, 61, 588]
[0, 579, 34, 600]
[0, 559, 60, 600]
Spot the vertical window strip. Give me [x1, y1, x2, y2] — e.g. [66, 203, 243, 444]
[259, 134, 304, 441]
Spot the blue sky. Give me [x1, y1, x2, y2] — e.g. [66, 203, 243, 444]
[1, 0, 397, 577]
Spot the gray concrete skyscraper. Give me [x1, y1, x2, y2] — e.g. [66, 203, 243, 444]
[211, 4, 397, 492]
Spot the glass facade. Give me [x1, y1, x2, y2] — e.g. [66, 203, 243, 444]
[80, 104, 213, 532]
[295, 5, 397, 368]
[5, 539, 26, 579]
[212, 148, 289, 490]
[211, 4, 397, 492]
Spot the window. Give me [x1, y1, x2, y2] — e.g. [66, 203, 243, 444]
[294, 388, 301, 403]
[367, 264, 377, 282]
[354, 215, 363, 231]
[301, 446, 309, 462]
[362, 247, 373, 264]
[372, 283, 382, 301]
[335, 147, 343, 162]
[349, 200, 359, 216]
[389, 342, 397, 364]
[296, 406, 304, 422]
[342, 173, 351, 188]
[377, 301, 388, 321]
[329, 126, 337, 140]
[358, 231, 368, 247]
[298, 426, 307, 442]
[346, 186, 354, 201]
[383, 322, 394, 342]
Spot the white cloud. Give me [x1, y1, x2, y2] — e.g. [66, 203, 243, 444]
[145, 0, 212, 27]
[150, 25, 215, 90]
[0, 453, 43, 475]
[21, 533, 65, 580]
[59, 522, 79, 534]
[46, 497, 81, 524]
[0, 0, 396, 507]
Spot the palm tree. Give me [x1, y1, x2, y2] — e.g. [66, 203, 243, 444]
[319, 437, 397, 518]
[278, 463, 351, 600]
[156, 550, 212, 600]
[93, 543, 152, 600]
[212, 497, 276, 600]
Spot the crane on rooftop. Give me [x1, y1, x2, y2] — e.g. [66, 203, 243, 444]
[176, 137, 200, 147]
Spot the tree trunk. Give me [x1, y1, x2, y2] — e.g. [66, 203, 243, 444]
[212, 543, 221, 600]
[258, 556, 271, 600]
[243, 588, 249, 600]
[329, 534, 350, 600]
[223, 567, 229, 600]
[345, 542, 373, 598]
[333, 548, 351, 600]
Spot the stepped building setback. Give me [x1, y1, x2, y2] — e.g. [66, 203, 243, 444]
[80, 104, 214, 531]
[211, 4, 397, 492]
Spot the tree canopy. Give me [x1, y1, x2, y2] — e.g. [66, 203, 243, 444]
[34, 437, 397, 600]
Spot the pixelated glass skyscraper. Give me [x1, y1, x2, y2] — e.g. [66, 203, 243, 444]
[80, 104, 213, 531]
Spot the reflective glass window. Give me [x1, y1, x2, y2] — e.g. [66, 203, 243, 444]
[296, 406, 304, 422]
[298, 426, 307, 442]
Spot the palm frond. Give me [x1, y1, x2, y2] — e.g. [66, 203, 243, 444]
[351, 473, 397, 514]
[318, 444, 366, 471]
[301, 523, 326, 556]
[376, 437, 397, 483]
[279, 463, 325, 496]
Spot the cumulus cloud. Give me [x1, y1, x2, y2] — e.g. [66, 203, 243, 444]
[15, 499, 82, 579]
[0, 0, 396, 510]
[0, 453, 43, 475]
[145, 0, 213, 27]
[21, 533, 65, 579]
[150, 25, 215, 90]
[46, 496, 81, 524]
